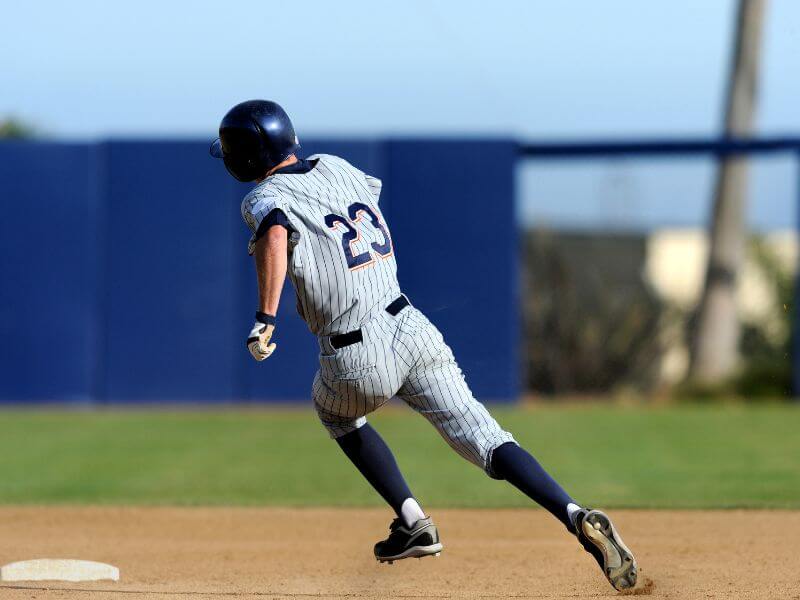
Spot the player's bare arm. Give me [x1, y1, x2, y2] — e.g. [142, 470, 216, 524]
[247, 226, 287, 362]
[255, 225, 287, 316]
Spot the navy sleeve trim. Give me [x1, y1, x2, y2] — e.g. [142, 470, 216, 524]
[255, 208, 294, 240]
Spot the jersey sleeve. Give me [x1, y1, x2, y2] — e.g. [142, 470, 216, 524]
[242, 189, 279, 234]
[364, 174, 383, 202]
[241, 187, 297, 255]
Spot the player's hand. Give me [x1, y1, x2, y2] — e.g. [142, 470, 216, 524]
[247, 312, 277, 361]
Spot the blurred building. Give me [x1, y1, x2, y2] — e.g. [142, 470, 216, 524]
[523, 227, 796, 395]
[646, 228, 797, 384]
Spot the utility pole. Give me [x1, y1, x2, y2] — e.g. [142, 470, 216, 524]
[690, 0, 767, 382]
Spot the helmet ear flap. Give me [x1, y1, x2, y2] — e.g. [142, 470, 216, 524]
[222, 152, 265, 182]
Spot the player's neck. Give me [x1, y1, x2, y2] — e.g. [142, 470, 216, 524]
[257, 155, 299, 182]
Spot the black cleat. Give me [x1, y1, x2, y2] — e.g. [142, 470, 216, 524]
[374, 516, 443, 564]
[574, 509, 638, 591]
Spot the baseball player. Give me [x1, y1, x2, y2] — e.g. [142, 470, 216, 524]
[210, 100, 638, 591]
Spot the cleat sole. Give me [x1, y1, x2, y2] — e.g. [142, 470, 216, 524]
[581, 510, 637, 591]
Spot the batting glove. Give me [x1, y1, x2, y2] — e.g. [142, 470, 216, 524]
[247, 312, 277, 361]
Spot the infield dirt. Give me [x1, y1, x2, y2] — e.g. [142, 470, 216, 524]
[0, 507, 797, 599]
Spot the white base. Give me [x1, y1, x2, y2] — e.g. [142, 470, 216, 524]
[0, 559, 119, 582]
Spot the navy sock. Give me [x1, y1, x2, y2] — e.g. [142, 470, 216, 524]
[336, 423, 414, 517]
[491, 442, 575, 530]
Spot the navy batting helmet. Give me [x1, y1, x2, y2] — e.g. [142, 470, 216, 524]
[210, 100, 300, 182]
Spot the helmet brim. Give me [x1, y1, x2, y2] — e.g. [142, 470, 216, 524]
[209, 138, 224, 158]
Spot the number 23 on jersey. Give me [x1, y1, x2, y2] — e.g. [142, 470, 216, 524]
[325, 202, 393, 270]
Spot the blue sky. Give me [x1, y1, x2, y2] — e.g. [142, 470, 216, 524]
[1, 0, 798, 228]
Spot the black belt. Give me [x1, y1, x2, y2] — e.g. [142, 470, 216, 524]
[330, 295, 409, 350]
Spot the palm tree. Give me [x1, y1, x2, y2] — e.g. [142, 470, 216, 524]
[690, 0, 767, 383]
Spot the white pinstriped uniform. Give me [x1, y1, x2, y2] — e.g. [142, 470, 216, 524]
[241, 154, 514, 474]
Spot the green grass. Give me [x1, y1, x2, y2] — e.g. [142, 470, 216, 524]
[0, 404, 797, 508]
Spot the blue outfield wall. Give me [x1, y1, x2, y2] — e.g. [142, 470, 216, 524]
[0, 143, 100, 401]
[0, 139, 518, 404]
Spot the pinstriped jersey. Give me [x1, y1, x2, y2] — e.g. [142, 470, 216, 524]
[241, 154, 401, 337]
